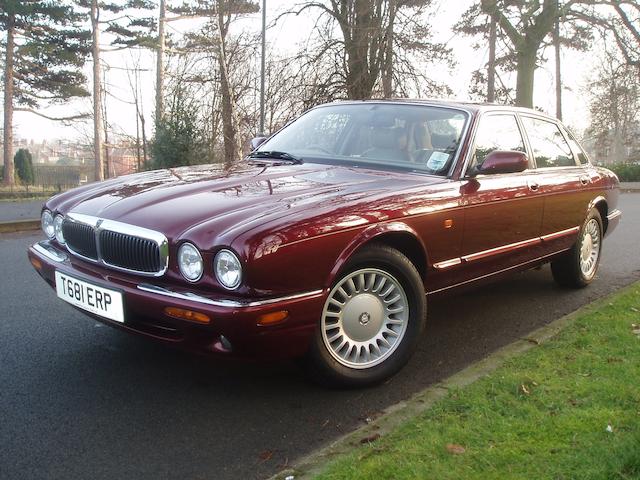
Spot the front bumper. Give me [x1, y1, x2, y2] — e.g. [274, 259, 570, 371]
[28, 241, 326, 359]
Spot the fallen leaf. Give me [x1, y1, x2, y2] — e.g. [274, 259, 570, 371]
[630, 307, 639, 313]
[360, 433, 381, 444]
[521, 384, 530, 395]
[258, 450, 274, 462]
[446, 443, 466, 455]
[524, 337, 540, 345]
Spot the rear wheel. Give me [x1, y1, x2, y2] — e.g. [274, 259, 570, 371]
[305, 244, 426, 387]
[551, 208, 603, 288]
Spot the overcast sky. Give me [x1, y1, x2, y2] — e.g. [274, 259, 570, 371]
[10, 0, 597, 144]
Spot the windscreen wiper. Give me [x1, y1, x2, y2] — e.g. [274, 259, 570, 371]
[248, 150, 303, 164]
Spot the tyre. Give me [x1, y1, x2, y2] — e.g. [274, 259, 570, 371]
[305, 244, 427, 388]
[551, 208, 603, 288]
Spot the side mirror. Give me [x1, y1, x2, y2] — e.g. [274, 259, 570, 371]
[475, 150, 528, 175]
[250, 136, 268, 151]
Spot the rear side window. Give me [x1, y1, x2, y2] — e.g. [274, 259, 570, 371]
[521, 117, 577, 168]
[565, 129, 590, 165]
[469, 114, 526, 171]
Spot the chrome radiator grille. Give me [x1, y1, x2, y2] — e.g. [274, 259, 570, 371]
[62, 214, 168, 276]
[99, 230, 162, 273]
[62, 220, 98, 260]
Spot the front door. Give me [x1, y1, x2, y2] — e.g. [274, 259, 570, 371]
[458, 113, 544, 278]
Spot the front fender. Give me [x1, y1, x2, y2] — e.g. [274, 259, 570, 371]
[326, 221, 428, 288]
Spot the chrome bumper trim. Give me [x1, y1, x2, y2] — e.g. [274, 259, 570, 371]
[607, 209, 622, 221]
[136, 284, 325, 309]
[33, 241, 68, 263]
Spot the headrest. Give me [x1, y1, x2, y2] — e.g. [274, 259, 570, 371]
[431, 133, 456, 150]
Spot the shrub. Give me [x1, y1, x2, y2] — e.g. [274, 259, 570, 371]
[608, 163, 640, 182]
[14, 148, 34, 185]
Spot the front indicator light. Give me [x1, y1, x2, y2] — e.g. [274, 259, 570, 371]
[257, 310, 289, 326]
[30, 256, 43, 271]
[164, 307, 210, 324]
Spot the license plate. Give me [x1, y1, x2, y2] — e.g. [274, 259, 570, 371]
[55, 271, 125, 323]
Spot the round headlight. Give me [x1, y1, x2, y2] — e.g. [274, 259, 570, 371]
[53, 215, 65, 244]
[178, 243, 203, 282]
[214, 249, 242, 290]
[41, 210, 55, 239]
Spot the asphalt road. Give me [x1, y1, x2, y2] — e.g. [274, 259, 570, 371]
[0, 199, 43, 222]
[1, 194, 639, 480]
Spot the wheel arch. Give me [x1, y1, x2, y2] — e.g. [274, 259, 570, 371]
[588, 196, 608, 233]
[326, 222, 429, 288]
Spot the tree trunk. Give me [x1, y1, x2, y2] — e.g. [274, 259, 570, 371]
[554, 16, 562, 120]
[3, 13, 15, 187]
[156, 0, 166, 127]
[216, 8, 241, 163]
[487, 13, 497, 103]
[515, 47, 537, 108]
[382, 0, 395, 98]
[91, 0, 104, 182]
[102, 68, 112, 178]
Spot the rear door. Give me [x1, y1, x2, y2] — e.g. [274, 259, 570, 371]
[519, 115, 587, 252]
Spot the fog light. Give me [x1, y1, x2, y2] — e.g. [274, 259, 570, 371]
[164, 307, 210, 324]
[257, 310, 289, 326]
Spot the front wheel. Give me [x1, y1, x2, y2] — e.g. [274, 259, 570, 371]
[551, 208, 603, 288]
[305, 244, 426, 387]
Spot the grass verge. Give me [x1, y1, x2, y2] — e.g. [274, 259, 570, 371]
[314, 283, 640, 480]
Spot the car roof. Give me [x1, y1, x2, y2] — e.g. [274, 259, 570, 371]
[325, 99, 560, 122]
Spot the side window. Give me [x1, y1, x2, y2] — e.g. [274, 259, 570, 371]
[565, 129, 590, 165]
[521, 117, 577, 168]
[470, 114, 526, 171]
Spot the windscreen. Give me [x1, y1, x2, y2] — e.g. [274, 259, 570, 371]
[256, 103, 469, 175]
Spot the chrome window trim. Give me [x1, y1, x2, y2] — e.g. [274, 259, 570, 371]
[64, 213, 169, 277]
[136, 283, 324, 308]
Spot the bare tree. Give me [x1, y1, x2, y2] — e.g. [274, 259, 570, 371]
[284, 0, 452, 101]
[457, 1, 594, 108]
[586, 47, 640, 165]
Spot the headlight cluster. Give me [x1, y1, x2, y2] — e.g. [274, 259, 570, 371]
[214, 249, 242, 290]
[177, 244, 242, 289]
[178, 243, 203, 282]
[41, 210, 65, 244]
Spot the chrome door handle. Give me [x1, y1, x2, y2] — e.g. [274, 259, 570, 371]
[527, 181, 539, 192]
[580, 176, 590, 186]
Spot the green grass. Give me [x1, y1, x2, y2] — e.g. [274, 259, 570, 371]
[315, 284, 640, 480]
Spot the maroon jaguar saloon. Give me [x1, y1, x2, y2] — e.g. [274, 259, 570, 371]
[28, 100, 621, 386]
